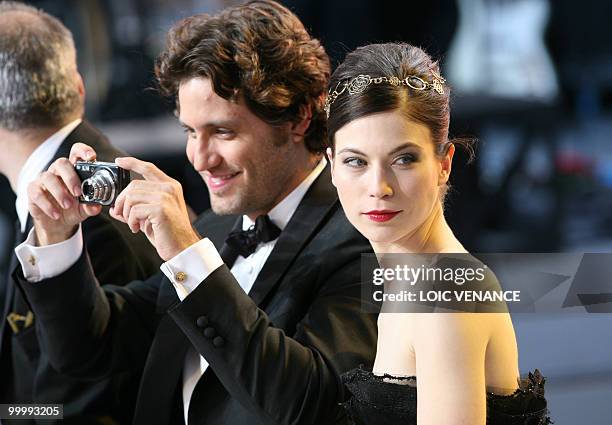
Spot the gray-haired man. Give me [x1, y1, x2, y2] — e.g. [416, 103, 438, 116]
[0, 3, 161, 424]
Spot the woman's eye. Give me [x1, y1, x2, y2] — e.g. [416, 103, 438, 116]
[343, 157, 366, 167]
[393, 154, 416, 165]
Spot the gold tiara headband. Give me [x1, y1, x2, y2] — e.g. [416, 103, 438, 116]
[324, 71, 446, 118]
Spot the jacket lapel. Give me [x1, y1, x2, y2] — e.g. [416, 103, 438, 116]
[0, 221, 23, 353]
[0, 216, 32, 346]
[249, 166, 337, 306]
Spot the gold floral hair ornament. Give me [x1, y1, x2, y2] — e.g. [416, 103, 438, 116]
[324, 71, 446, 118]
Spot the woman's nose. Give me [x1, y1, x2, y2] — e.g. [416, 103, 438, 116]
[368, 168, 394, 198]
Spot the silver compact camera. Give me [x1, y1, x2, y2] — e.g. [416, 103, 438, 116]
[74, 161, 130, 206]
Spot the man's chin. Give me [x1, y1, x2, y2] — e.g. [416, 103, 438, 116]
[209, 198, 245, 216]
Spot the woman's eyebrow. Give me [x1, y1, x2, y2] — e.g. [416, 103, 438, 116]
[387, 142, 422, 156]
[337, 142, 422, 156]
[337, 147, 366, 155]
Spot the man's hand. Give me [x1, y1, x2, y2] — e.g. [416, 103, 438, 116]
[110, 157, 201, 261]
[28, 143, 103, 246]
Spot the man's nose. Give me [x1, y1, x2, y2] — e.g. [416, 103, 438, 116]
[191, 136, 221, 171]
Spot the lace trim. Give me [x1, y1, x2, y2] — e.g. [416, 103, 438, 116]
[345, 366, 549, 399]
[342, 367, 553, 424]
[373, 372, 417, 387]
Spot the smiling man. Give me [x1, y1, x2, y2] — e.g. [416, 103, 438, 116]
[12, 1, 377, 424]
[176, 76, 315, 222]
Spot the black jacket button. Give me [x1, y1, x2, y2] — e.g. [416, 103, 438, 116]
[203, 327, 216, 338]
[196, 316, 209, 328]
[213, 336, 225, 347]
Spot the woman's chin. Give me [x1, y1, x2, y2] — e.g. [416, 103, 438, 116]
[355, 226, 402, 246]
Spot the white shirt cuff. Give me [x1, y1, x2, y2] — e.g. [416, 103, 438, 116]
[160, 238, 223, 301]
[14, 225, 84, 283]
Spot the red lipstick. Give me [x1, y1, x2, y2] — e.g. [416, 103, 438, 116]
[363, 210, 401, 222]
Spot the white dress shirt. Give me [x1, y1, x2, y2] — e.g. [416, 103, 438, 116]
[14, 157, 326, 425]
[15, 119, 82, 232]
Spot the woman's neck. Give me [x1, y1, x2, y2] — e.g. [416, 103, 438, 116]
[370, 203, 466, 254]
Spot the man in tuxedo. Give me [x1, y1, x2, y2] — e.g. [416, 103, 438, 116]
[0, 3, 161, 424]
[13, 1, 377, 424]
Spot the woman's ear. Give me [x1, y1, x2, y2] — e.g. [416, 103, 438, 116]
[326, 147, 336, 186]
[438, 142, 455, 186]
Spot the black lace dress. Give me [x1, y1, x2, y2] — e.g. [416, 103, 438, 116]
[342, 368, 552, 425]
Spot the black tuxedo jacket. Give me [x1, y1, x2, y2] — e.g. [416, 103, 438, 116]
[15, 165, 378, 425]
[0, 120, 162, 424]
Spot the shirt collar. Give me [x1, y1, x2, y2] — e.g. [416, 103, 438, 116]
[242, 157, 327, 231]
[15, 118, 83, 232]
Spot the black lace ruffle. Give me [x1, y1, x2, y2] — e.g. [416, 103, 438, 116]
[341, 367, 552, 425]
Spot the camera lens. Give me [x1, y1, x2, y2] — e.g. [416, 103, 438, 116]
[82, 181, 95, 198]
[80, 168, 117, 205]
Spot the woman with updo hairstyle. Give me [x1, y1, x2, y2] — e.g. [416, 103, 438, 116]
[325, 43, 551, 425]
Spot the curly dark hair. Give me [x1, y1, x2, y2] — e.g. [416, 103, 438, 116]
[155, 0, 330, 153]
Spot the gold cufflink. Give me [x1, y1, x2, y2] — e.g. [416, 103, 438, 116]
[28, 255, 36, 266]
[175, 271, 187, 282]
[7, 311, 34, 334]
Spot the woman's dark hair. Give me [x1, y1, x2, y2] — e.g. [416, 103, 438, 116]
[327, 43, 473, 159]
[155, 0, 330, 153]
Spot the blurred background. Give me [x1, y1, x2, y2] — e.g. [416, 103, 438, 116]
[0, 0, 611, 422]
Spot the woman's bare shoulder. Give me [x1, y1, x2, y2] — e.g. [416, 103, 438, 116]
[409, 312, 507, 349]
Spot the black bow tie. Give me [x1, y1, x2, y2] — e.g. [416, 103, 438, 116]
[224, 215, 281, 260]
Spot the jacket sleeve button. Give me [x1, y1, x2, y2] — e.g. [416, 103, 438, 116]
[203, 327, 216, 338]
[196, 316, 209, 328]
[212, 336, 225, 347]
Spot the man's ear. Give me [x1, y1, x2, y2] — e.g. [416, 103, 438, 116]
[438, 142, 455, 186]
[76, 71, 86, 98]
[290, 104, 312, 143]
[326, 147, 336, 187]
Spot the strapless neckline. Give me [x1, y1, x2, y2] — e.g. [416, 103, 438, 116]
[341, 367, 551, 425]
